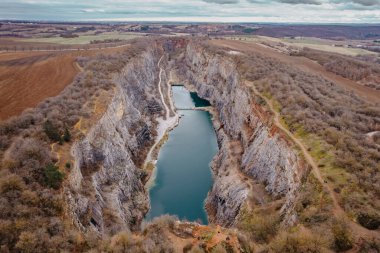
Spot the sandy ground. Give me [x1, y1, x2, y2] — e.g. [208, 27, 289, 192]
[211, 40, 380, 104]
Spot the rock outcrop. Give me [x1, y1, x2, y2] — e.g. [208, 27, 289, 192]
[66, 47, 164, 234]
[66, 38, 307, 234]
[178, 41, 306, 226]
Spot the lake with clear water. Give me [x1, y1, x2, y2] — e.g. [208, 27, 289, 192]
[145, 86, 218, 224]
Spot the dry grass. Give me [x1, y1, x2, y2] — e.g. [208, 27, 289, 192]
[74, 88, 115, 135]
[270, 228, 328, 253]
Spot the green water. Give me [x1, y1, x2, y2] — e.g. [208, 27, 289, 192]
[145, 86, 218, 224]
[190, 92, 211, 107]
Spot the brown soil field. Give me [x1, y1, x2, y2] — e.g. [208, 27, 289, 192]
[211, 39, 380, 104]
[0, 45, 129, 121]
[0, 38, 56, 48]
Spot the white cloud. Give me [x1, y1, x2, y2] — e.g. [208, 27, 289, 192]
[82, 8, 105, 13]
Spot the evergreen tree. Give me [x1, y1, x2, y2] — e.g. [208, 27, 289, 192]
[43, 120, 61, 143]
[63, 128, 71, 142]
[43, 164, 64, 189]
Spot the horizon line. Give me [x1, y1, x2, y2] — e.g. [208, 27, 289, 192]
[2, 19, 380, 25]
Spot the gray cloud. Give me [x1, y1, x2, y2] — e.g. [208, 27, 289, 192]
[331, 0, 380, 6]
[202, 0, 239, 4]
[278, 0, 322, 4]
[247, 0, 322, 5]
[349, 0, 380, 5]
[227, 0, 379, 6]
[331, 0, 380, 9]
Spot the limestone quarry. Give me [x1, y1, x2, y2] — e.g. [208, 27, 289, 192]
[65, 38, 307, 236]
[2, 36, 379, 252]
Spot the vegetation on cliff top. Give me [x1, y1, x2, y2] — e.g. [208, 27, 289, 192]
[0, 40, 151, 252]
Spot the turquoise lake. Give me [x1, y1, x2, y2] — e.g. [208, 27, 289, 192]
[145, 86, 218, 224]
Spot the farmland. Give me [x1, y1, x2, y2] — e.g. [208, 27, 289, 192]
[0, 45, 129, 120]
[20, 31, 144, 44]
[223, 35, 377, 56]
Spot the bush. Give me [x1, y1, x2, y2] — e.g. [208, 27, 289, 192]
[189, 246, 205, 253]
[108, 231, 134, 253]
[15, 231, 39, 253]
[140, 25, 149, 31]
[237, 233, 254, 253]
[332, 220, 353, 252]
[270, 230, 326, 253]
[43, 164, 64, 189]
[63, 128, 71, 142]
[211, 244, 227, 253]
[43, 120, 61, 143]
[357, 238, 380, 253]
[0, 173, 25, 194]
[357, 213, 380, 230]
[238, 210, 279, 243]
[183, 243, 193, 253]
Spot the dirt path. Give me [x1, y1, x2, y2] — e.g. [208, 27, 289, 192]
[248, 81, 379, 239]
[157, 55, 170, 120]
[249, 83, 341, 209]
[143, 55, 179, 174]
[212, 40, 380, 104]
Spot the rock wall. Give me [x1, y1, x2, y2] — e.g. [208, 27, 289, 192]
[179, 41, 306, 226]
[65, 38, 307, 234]
[66, 47, 164, 234]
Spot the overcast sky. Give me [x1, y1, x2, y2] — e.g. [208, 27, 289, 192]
[0, 0, 379, 23]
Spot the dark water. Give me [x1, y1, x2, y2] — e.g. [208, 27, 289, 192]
[190, 92, 211, 107]
[145, 86, 217, 224]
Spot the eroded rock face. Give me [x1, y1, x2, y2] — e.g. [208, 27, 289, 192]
[66, 47, 164, 234]
[179, 42, 306, 226]
[66, 39, 306, 234]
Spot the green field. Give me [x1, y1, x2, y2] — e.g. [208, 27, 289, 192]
[21, 32, 145, 45]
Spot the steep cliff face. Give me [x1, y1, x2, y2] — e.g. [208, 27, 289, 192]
[66, 47, 164, 234]
[179, 42, 306, 226]
[65, 38, 306, 234]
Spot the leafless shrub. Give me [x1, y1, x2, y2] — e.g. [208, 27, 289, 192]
[233, 45, 380, 218]
[296, 48, 380, 90]
[0, 39, 153, 252]
[270, 230, 327, 253]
